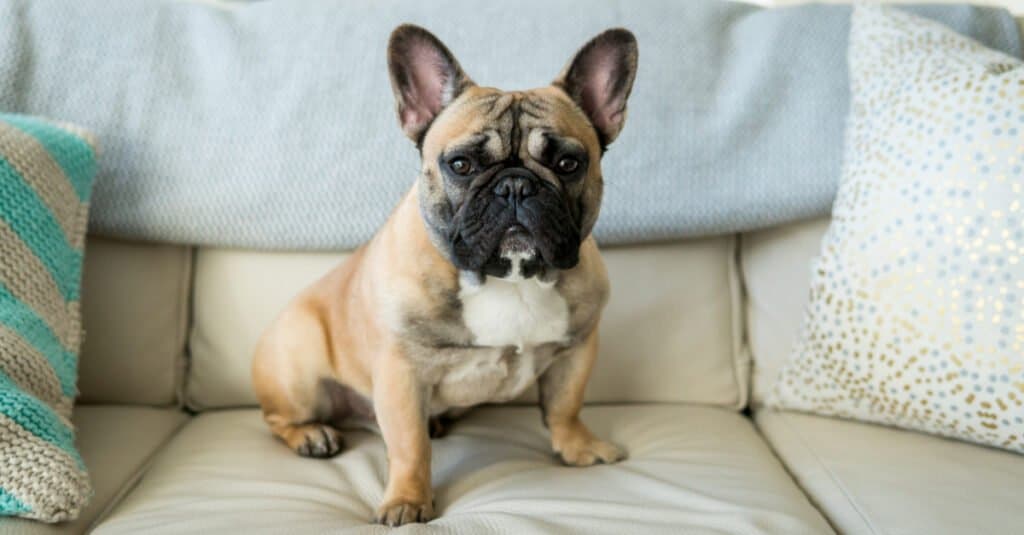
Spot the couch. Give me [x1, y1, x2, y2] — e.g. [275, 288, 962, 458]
[2, 8, 1022, 535]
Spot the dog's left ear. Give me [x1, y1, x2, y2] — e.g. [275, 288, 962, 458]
[554, 29, 638, 146]
[388, 24, 475, 142]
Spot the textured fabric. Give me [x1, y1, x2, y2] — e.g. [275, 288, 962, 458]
[0, 406, 189, 535]
[759, 0, 1024, 11]
[77, 238, 191, 406]
[770, 6, 1024, 453]
[0, 115, 97, 522]
[185, 237, 745, 409]
[0, 1, 1020, 250]
[92, 406, 833, 534]
[755, 409, 1024, 535]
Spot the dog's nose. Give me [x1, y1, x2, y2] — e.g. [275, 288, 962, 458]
[493, 176, 537, 202]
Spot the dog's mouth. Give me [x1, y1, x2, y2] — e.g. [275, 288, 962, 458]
[478, 225, 543, 279]
[499, 225, 533, 254]
[448, 174, 581, 279]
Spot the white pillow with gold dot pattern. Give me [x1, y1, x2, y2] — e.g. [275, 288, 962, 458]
[769, 5, 1024, 453]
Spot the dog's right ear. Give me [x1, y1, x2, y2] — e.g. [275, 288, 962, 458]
[553, 28, 638, 147]
[387, 25, 475, 142]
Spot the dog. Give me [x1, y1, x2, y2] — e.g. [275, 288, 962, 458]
[252, 24, 638, 526]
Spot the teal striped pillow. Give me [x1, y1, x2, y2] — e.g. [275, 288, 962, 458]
[0, 114, 97, 522]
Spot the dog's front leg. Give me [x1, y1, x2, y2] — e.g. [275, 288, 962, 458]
[373, 352, 434, 526]
[539, 328, 626, 466]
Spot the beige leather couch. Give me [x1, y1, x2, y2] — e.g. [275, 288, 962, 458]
[3, 10, 1022, 535]
[1, 212, 1020, 535]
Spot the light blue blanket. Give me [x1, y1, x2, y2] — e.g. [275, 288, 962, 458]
[0, 0, 1019, 250]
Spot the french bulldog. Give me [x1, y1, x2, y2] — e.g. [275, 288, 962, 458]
[252, 24, 638, 526]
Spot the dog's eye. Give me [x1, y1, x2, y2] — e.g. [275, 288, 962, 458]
[448, 157, 473, 176]
[556, 157, 580, 174]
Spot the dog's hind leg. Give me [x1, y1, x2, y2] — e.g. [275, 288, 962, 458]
[252, 303, 347, 458]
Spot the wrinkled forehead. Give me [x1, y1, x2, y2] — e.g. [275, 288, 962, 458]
[421, 86, 601, 162]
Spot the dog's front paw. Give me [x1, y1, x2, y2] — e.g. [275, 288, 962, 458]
[557, 437, 625, 466]
[374, 498, 435, 526]
[281, 423, 345, 458]
[552, 424, 626, 466]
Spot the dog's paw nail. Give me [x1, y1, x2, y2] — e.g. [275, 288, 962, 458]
[375, 500, 435, 526]
[289, 424, 345, 458]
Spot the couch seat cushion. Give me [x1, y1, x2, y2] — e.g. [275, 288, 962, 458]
[755, 410, 1024, 535]
[92, 405, 831, 534]
[0, 406, 188, 534]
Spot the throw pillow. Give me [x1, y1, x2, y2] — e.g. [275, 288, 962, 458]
[770, 5, 1024, 453]
[0, 113, 98, 521]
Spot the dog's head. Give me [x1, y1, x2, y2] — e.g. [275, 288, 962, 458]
[387, 25, 637, 280]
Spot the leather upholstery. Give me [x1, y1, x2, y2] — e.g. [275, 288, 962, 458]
[77, 238, 191, 406]
[756, 409, 1024, 535]
[94, 406, 832, 535]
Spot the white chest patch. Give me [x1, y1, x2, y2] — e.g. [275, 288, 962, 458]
[430, 272, 569, 412]
[458, 273, 570, 350]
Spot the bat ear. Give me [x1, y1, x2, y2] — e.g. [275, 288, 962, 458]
[553, 28, 638, 146]
[387, 24, 475, 142]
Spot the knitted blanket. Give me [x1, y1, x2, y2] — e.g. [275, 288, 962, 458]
[0, 114, 97, 522]
[0, 0, 1020, 250]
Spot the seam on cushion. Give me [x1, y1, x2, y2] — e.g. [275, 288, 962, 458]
[736, 230, 765, 409]
[735, 230, 774, 411]
[84, 410, 191, 532]
[171, 246, 194, 410]
[180, 248, 231, 413]
[768, 411, 884, 535]
[728, 233, 750, 411]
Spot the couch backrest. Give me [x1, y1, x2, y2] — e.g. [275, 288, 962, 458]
[184, 237, 748, 410]
[740, 218, 830, 406]
[78, 237, 191, 406]
[75, 235, 749, 410]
